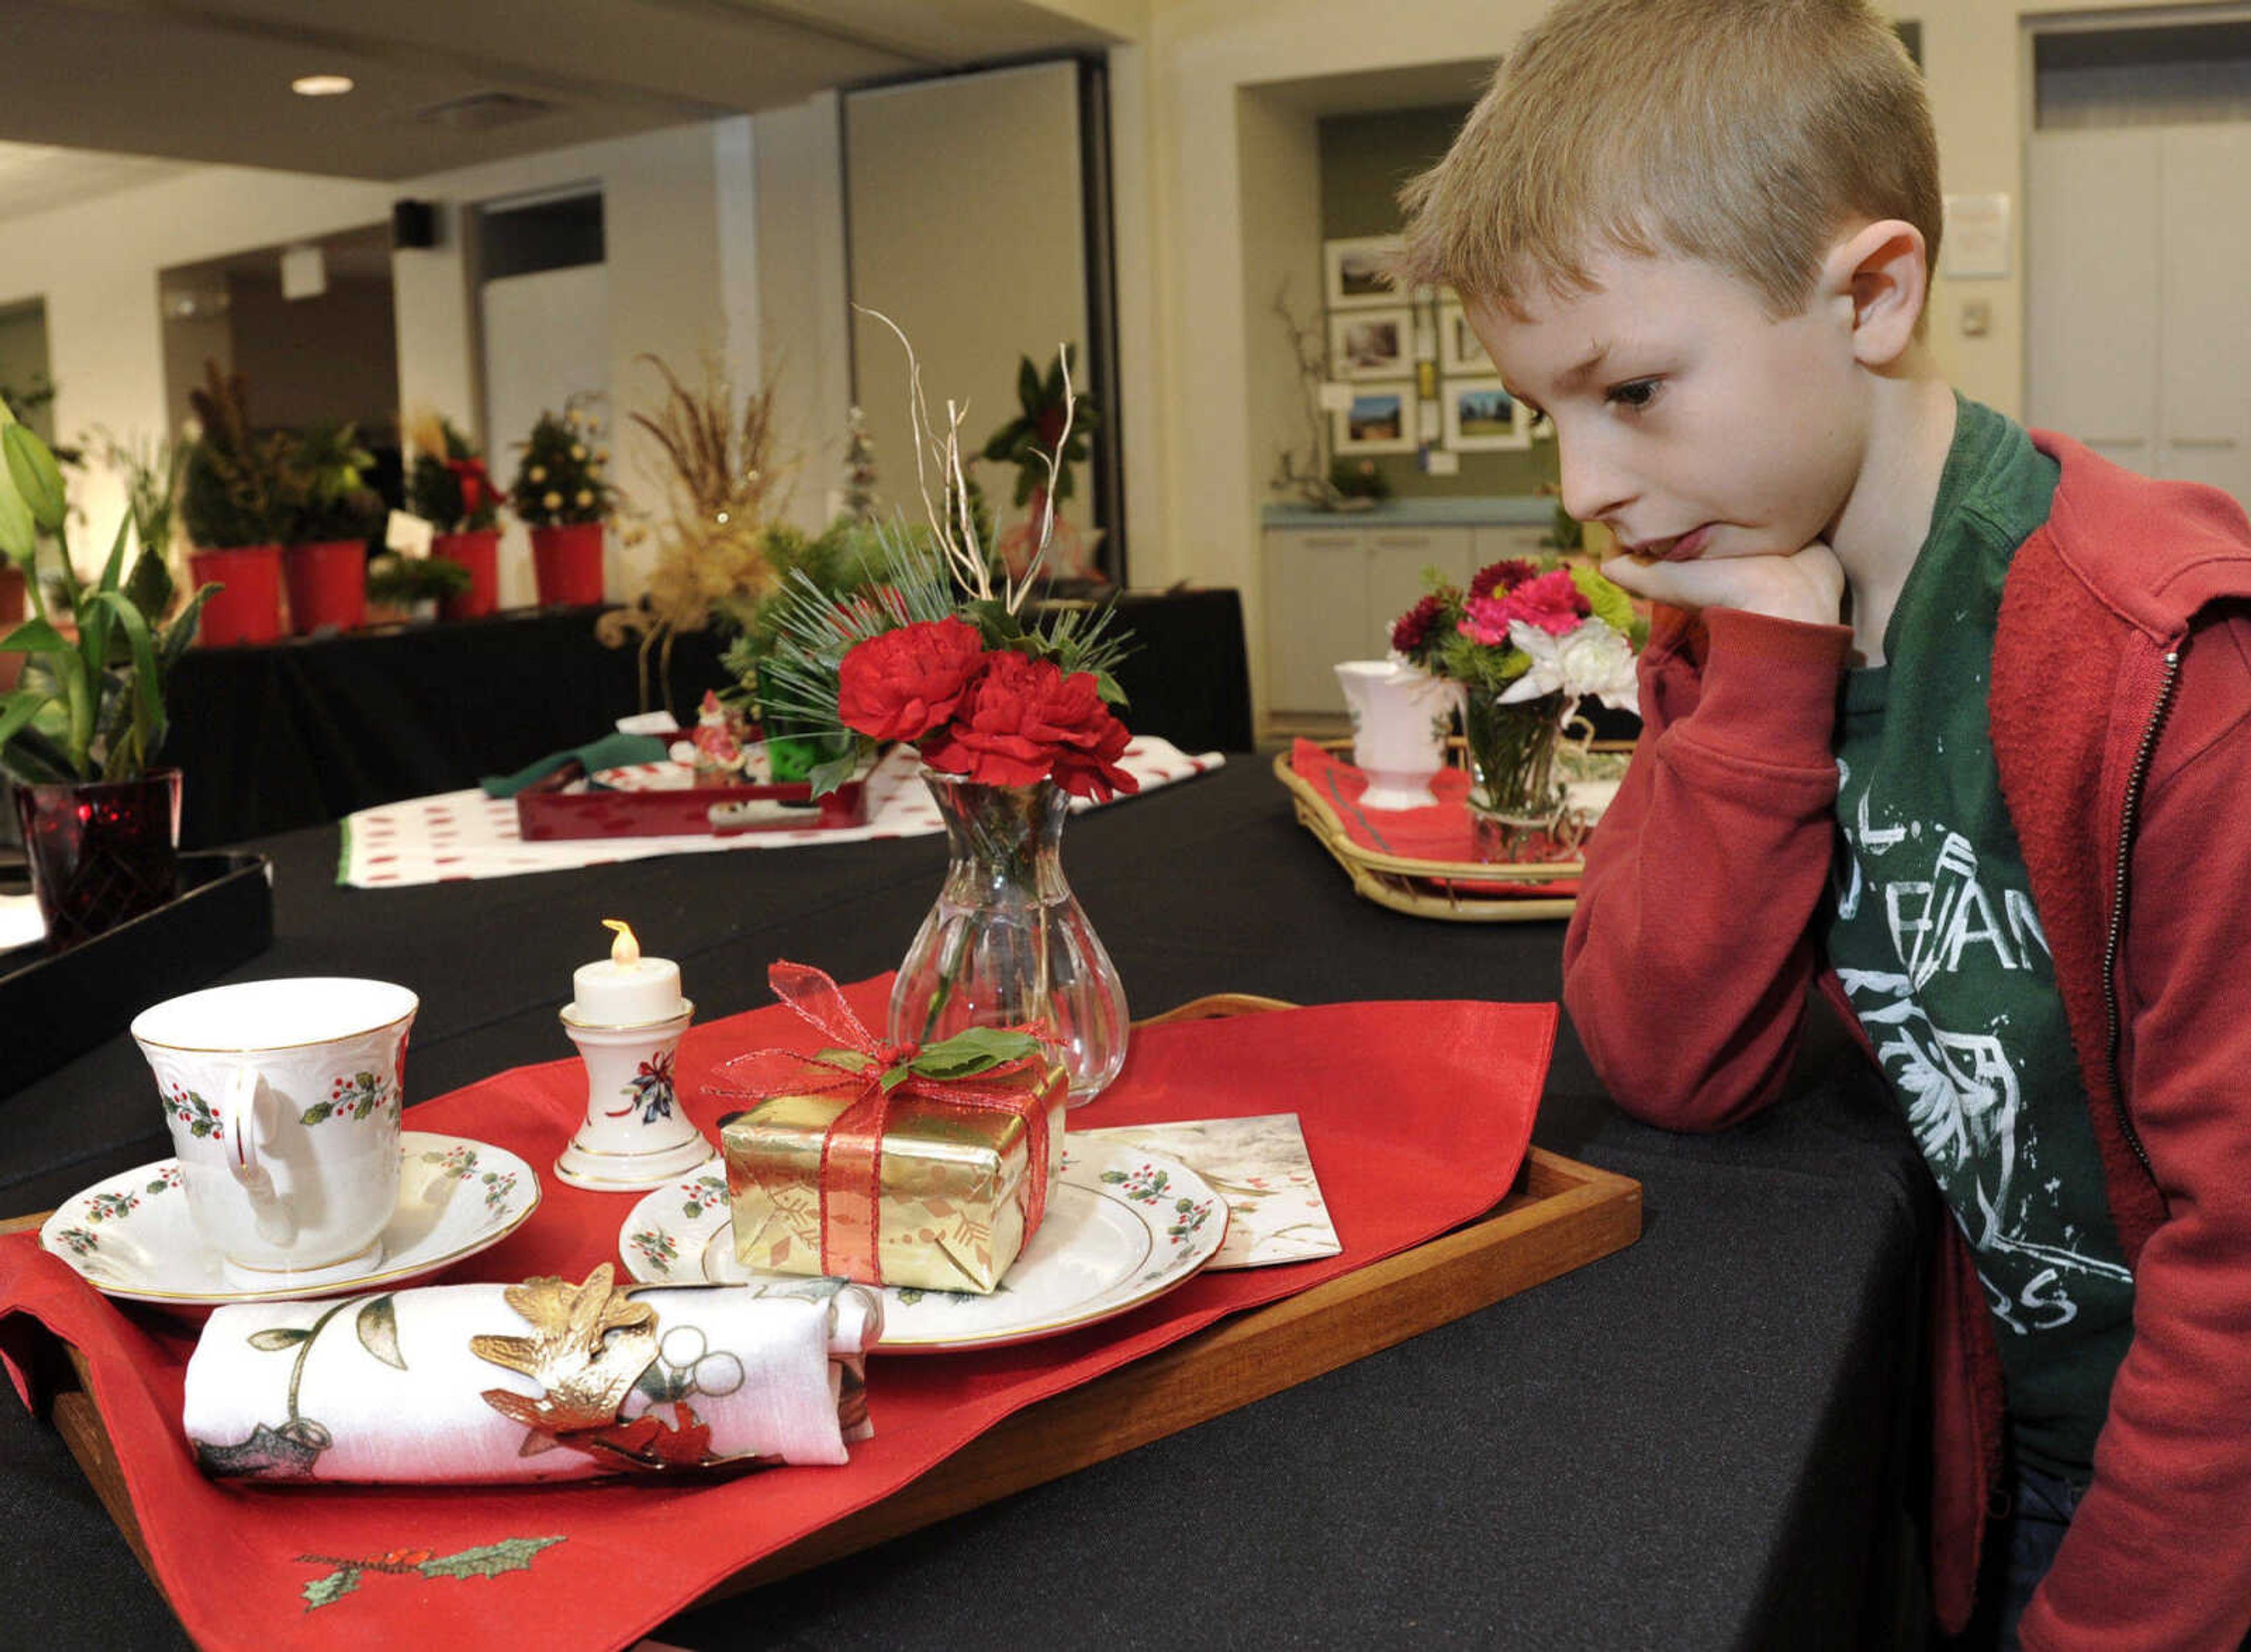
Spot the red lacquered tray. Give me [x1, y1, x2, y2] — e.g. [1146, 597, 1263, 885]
[515, 768, 869, 839]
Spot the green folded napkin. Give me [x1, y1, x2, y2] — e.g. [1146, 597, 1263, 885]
[478, 732, 671, 797]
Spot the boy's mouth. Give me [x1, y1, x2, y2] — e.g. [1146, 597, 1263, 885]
[1625, 525, 1710, 563]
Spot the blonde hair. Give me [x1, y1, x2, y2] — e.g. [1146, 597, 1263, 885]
[1399, 0, 1940, 319]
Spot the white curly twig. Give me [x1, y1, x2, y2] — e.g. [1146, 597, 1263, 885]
[856, 305, 1077, 617]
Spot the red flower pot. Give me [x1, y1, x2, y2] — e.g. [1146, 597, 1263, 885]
[0, 564, 24, 627]
[530, 522, 605, 607]
[431, 528, 502, 620]
[283, 539, 368, 635]
[185, 545, 285, 647]
[14, 767, 183, 950]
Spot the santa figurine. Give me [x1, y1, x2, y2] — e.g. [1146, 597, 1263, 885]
[686, 690, 747, 783]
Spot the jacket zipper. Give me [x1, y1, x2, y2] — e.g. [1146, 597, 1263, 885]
[2103, 647, 2181, 1182]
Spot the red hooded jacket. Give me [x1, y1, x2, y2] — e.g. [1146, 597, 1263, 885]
[1562, 434, 2251, 1648]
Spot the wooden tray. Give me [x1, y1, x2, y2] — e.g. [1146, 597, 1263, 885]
[1276, 742, 1626, 923]
[2, 992, 1642, 1613]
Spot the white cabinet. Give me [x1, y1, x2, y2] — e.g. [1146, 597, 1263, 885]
[1471, 524, 1550, 567]
[1261, 525, 1474, 712]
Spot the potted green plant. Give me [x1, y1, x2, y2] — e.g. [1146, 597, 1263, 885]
[181, 363, 291, 645]
[1, 401, 214, 948]
[407, 412, 503, 619]
[981, 348, 1103, 583]
[510, 396, 616, 607]
[364, 551, 471, 624]
[278, 420, 380, 635]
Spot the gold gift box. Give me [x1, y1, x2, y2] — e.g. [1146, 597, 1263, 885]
[719, 1066, 1066, 1295]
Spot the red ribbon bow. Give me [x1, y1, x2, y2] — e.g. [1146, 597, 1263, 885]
[708, 962, 1053, 1285]
[443, 457, 492, 519]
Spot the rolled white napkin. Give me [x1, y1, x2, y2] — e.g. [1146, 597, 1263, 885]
[184, 1273, 879, 1483]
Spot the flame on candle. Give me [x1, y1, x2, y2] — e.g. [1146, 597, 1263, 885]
[602, 919, 641, 966]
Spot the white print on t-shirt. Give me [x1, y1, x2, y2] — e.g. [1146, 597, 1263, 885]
[1834, 776, 2131, 1337]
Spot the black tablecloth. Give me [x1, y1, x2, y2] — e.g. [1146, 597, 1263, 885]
[0, 759, 1933, 1648]
[159, 590, 1256, 849]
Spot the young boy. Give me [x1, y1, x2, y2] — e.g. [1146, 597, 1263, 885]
[1400, 2, 2251, 1646]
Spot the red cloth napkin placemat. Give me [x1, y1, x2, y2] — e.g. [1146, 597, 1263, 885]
[0, 978, 1554, 1651]
[1290, 737, 1582, 896]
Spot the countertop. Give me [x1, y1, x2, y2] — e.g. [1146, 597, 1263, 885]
[1262, 495, 1557, 529]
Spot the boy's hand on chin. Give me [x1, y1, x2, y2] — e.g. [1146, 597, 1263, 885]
[1600, 541, 1846, 628]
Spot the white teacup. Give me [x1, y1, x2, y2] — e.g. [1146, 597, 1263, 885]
[1336, 660, 1465, 810]
[130, 978, 418, 1285]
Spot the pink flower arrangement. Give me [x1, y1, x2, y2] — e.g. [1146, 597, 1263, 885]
[1458, 567, 1590, 645]
[1388, 556, 1645, 701]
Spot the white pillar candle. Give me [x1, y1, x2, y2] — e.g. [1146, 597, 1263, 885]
[568, 920, 686, 1026]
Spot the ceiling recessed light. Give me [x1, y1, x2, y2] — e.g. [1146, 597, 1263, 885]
[291, 73, 355, 97]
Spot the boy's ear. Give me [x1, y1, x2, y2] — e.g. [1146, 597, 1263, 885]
[1821, 219, 1929, 366]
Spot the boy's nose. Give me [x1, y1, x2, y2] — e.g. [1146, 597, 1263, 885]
[1557, 437, 1634, 528]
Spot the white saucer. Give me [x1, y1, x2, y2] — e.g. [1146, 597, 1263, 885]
[617, 1140, 1229, 1352]
[40, 1131, 542, 1307]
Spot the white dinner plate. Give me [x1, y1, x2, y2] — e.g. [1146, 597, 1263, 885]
[39, 1131, 540, 1307]
[617, 1139, 1229, 1352]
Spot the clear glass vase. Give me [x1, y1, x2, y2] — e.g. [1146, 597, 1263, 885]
[1460, 686, 1573, 862]
[888, 770, 1129, 1107]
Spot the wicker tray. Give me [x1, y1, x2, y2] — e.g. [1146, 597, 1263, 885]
[2, 992, 1642, 1615]
[1276, 742, 1630, 922]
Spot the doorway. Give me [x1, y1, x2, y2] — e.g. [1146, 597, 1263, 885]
[2025, 16, 2251, 505]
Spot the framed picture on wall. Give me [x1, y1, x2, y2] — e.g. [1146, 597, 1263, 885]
[1441, 376, 1531, 451]
[1327, 306, 1414, 380]
[1324, 236, 1405, 308]
[1437, 302, 1492, 373]
[1333, 381, 1418, 454]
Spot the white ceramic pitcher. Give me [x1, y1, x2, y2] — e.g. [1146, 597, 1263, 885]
[1335, 660, 1464, 810]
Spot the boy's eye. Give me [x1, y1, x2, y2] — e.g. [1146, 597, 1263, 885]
[1605, 378, 1660, 412]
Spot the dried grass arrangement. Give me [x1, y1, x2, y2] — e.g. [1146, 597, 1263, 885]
[599, 354, 792, 713]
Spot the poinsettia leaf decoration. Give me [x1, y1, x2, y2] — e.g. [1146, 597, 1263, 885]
[300, 1568, 361, 1609]
[471, 1266, 659, 1440]
[418, 1536, 568, 1580]
[905, 1025, 1043, 1082]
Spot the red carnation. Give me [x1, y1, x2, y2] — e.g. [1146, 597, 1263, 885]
[1389, 594, 1448, 656]
[1468, 559, 1536, 602]
[837, 616, 988, 742]
[921, 650, 1139, 801]
[1499, 567, 1590, 635]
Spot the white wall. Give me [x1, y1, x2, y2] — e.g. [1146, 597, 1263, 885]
[0, 121, 749, 589]
[750, 94, 853, 533]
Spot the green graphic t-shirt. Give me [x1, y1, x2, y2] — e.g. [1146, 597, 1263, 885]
[1819, 396, 2134, 1481]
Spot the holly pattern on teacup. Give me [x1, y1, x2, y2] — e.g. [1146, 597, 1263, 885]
[169, 1084, 220, 1140]
[302, 1072, 396, 1127]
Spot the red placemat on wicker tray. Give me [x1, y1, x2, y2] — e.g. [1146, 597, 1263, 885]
[0, 977, 1553, 1652]
[1290, 738, 1574, 875]
[1280, 739, 1624, 923]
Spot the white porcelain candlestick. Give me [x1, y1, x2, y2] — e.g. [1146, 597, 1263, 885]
[554, 920, 716, 1191]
